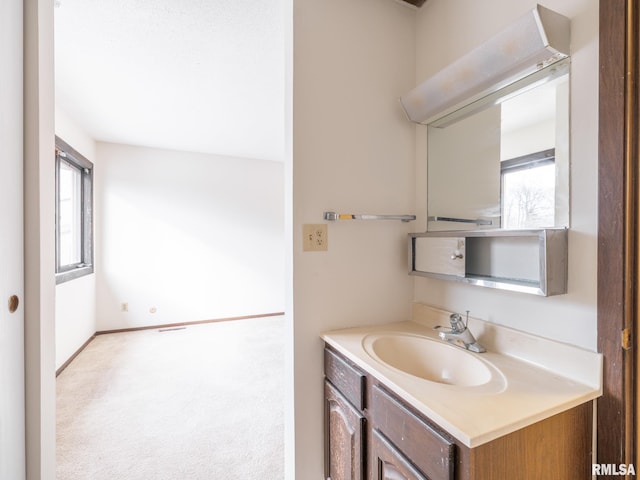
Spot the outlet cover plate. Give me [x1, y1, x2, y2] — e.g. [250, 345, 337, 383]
[303, 224, 328, 251]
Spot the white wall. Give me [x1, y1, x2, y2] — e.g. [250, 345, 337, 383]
[54, 107, 98, 370]
[291, 0, 416, 477]
[413, 0, 599, 350]
[95, 142, 285, 331]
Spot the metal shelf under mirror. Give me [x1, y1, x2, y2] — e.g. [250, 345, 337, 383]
[408, 228, 568, 296]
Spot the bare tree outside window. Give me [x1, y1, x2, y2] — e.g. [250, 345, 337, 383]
[501, 157, 555, 229]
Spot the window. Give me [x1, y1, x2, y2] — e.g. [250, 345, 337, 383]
[501, 149, 555, 229]
[55, 136, 94, 284]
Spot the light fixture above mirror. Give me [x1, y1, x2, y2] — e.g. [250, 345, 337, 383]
[400, 4, 570, 125]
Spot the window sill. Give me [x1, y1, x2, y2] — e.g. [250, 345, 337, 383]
[55, 266, 94, 285]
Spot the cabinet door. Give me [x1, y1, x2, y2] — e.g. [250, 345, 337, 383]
[371, 385, 455, 480]
[325, 381, 365, 480]
[413, 237, 465, 277]
[370, 430, 427, 480]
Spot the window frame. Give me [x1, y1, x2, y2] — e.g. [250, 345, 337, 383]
[55, 136, 94, 284]
[500, 148, 556, 175]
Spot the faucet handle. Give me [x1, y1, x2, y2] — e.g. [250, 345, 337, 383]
[449, 313, 465, 332]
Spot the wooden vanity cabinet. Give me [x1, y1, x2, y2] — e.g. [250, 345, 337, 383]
[324, 345, 593, 480]
[459, 402, 593, 480]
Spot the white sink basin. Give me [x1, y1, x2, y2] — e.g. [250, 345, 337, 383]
[363, 333, 493, 386]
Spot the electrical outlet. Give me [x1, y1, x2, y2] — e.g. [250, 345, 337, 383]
[303, 224, 328, 251]
[121, 302, 128, 312]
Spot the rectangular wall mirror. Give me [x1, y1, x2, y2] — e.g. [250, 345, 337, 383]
[426, 59, 570, 232]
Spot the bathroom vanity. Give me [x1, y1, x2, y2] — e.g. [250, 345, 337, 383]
[321, 6, 594, 478]
[322, 305, 601, 480]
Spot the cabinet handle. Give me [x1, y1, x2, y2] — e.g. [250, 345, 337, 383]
[451, 252, 464, 260]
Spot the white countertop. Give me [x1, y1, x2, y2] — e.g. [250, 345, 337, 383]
[321, 304, 602, 448]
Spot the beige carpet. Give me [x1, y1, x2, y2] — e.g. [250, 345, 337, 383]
[56, 316, 285, 480]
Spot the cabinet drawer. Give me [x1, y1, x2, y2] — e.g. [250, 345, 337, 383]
[325, 347, 366, 411]
[371, 385, 455, 480]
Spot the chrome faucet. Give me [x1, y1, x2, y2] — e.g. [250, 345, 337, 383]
[434, 311, 486, 353]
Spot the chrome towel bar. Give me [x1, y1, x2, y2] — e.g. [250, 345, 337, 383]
[324, 212, 416, 222]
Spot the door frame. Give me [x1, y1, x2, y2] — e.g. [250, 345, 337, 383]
[24, 0, 57, 478]
[598, 0, 638, 469]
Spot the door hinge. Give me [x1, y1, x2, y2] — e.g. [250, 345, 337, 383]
[622, 327, 632, 350]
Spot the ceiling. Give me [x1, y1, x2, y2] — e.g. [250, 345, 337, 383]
[55, 0, 424, 162]
[54, 0, 285, 162]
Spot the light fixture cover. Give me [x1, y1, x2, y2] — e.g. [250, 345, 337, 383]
[400, 5, 570, 124]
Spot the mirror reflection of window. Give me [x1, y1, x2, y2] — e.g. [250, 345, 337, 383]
[501, 150, 555, 229]
[499, 73, 563, 229]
